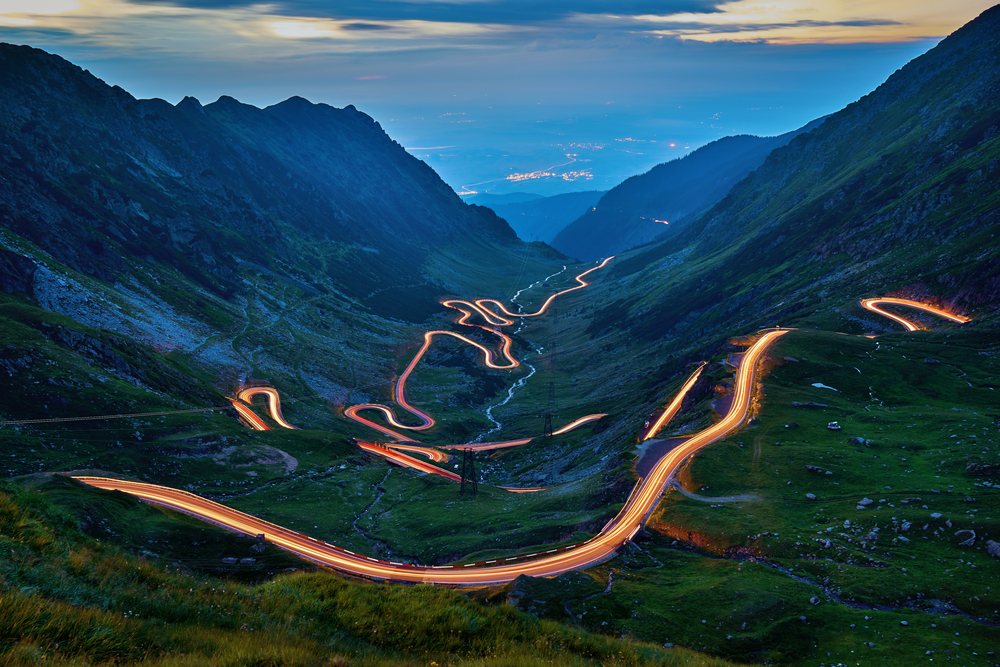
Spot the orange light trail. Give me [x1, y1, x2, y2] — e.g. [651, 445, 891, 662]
[642, 363, 706, 441]
[229, 398, 270, 431]
[357, 441, 461, 480]
[448, 256, 615, 323]
[442, 414, 607, 452]
[347, 257, 614, 439]
[237, 386, 297, 430]
[381, 442, 450, 462]
[75, 327, 787, 584]
[860, 297, 971, 332]
[552, 413, 607, 435]
[443, 438, 532, 452]
[357, 440, 542, 492]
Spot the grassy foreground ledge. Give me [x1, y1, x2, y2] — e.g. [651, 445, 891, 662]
[0, 482, 741, 667]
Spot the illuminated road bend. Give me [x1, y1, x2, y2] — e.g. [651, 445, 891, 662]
[74, 328, 788, 585]
[237, 387, 297, 430]
[377, 441, 450, 462]
[860, 297, 971, 332]
[348, 257, 614, 436]
[442, 256, 615, 325]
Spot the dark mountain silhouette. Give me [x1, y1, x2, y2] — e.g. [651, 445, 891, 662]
[0, 43, 515, 304]
[486, 190, 605, 243]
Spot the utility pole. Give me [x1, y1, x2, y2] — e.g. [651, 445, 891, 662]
[460, 448, 478, 495]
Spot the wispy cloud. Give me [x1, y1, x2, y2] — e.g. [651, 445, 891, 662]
[614, 0, 994, 44]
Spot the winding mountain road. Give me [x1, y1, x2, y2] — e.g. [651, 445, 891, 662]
[131, 294, 972, 584]
[346, 257, 614, 438]
[74, 327, 787, 584]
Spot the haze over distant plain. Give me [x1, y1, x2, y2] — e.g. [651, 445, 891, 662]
[1, 0, 993, 196]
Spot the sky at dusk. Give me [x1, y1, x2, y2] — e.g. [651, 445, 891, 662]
[1, 0, 994, 196]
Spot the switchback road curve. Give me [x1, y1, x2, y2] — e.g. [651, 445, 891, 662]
[74, 328, 788, 585]
[860, 297, 970, 331]
[346, 257, 614, 437]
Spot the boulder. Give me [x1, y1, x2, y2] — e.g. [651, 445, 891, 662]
[858, 497, 874, 506]
[987, 540, 1000, 558]
[954, 529, 975, 547]
[965, 461, 1000, 477]
[806, 493, 817, 500]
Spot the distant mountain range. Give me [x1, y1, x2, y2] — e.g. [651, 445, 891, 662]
[551, 119, 827, 261]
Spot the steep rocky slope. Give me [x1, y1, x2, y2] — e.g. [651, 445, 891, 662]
[0, 41, 563, 435]
[0, 43, 515, 304]
[551, 119, 825, 261]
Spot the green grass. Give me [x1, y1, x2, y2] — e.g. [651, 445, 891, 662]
[0, 481, 741, 667]
[489, 326, 1000, 666]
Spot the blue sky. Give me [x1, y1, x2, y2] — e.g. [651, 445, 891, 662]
[1, 1, 993, 196]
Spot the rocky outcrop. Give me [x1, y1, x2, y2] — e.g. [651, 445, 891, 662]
[0, 247, 35, 293]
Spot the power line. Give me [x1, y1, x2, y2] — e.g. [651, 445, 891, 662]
[0, 407, 227, 427]
[0, 388, 332, 429]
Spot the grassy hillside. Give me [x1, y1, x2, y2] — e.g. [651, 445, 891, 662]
[0, 477, 741, 667]
[479, 325, 999, 666]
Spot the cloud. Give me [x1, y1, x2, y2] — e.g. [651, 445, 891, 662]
[120, 0, 724, 24]
[620, 0, 992, 44]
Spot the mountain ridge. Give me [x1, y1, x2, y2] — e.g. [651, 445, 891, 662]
[0, 42, 517, 304]
[551, 117, 827, 261]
